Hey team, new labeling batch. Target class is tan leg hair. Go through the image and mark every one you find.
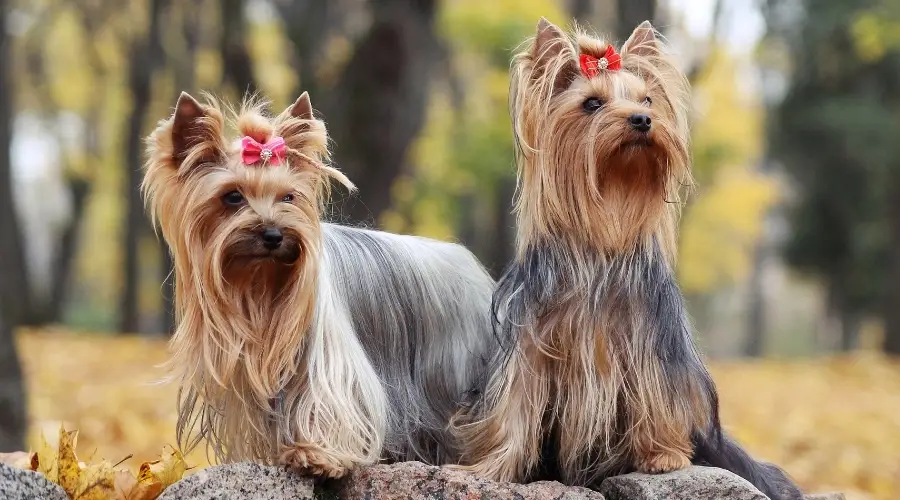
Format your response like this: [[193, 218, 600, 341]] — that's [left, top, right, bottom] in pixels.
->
[[455, 350, 550, 482]]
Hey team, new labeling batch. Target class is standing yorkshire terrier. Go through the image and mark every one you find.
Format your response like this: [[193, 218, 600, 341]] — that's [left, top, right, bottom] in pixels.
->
[[453, 19, 803, 500], [143, 91, 494, 477]]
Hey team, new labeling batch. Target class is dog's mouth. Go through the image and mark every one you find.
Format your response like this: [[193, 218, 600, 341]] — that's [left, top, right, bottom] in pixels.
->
[[621, 133, 654, 149], [261, 245, 301, 265], [223, 235, 303, 266]]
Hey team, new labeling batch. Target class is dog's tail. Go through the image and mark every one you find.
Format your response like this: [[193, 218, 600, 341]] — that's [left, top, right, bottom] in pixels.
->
[[692, 430, 803, 500]]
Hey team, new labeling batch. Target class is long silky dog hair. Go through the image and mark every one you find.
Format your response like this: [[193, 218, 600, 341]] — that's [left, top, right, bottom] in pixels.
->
[[451, 19, 803, 500], [143, 91, 494, 478]]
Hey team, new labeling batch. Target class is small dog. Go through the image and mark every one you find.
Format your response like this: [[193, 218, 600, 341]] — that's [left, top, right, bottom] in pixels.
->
[[452, 19, 803, 500], [143, 91, 494, 477]]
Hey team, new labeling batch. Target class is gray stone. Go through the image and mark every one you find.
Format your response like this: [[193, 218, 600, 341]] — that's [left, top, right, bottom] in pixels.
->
[[157, 462, 315, 500], [0, 463, 68, 500], [337, 461, 604, 499], [137, 461, 844, 500], [803, 495, 846, 500], [600, 466, 767, 500]]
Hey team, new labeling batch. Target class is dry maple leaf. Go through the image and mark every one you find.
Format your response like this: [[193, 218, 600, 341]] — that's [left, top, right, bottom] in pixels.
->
[[30, 426, 189, 500], [110, 446, 187, 500], [137, 446, 187, 492], [31, 426, 116, 500], [35, 431, 60, 483], [75, 461, 115, 500], [58, 427, 81, 496], [112, 468, 158, 500]]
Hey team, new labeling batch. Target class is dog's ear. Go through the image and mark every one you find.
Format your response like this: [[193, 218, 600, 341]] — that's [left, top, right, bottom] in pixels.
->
[[622, 21, 659, 58], [172, 92, 206, 163], [170, 92, 223, 169], [286, 91, 314, 120], [276, 91, 317, 150], [533, 17, 577, 94]]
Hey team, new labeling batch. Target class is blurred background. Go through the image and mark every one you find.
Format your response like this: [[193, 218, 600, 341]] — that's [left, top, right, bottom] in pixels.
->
[[0, 0, 899, 497]]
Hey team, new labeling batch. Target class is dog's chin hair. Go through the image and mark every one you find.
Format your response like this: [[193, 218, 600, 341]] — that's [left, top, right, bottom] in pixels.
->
[[169, 226, 322, 462], [172, 244, 390, 466]]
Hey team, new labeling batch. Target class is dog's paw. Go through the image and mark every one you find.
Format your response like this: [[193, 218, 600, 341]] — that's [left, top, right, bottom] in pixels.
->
[[634, 451, 691, 474], [278, 444, 349, 479]]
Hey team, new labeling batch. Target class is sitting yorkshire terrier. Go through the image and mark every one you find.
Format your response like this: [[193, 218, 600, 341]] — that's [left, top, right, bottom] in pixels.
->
[[142, 91, 494, 477], [452, 19, 803, 500]]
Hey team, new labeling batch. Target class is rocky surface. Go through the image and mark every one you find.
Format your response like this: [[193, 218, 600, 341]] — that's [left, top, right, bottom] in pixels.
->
[[157, 461, 315, 500], [0, 463, 68, 500], [340, 461, 604, 499], [600, 466, 767, 500], [0, 460, 848, 499]]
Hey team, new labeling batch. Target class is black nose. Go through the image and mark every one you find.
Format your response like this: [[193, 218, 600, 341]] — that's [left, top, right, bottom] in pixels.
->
[[629, 113, 652, 132], [261, 227, 283, 249]]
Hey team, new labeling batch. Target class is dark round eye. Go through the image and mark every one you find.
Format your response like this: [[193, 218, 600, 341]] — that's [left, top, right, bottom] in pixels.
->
[[582, 97, 604, 113], [222, 190, 245, 207], [281, 193, 295, 203], [644, 96, 653, 105]]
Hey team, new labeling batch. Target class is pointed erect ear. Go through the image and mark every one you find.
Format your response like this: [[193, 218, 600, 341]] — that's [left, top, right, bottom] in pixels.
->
[[534, 17, 568, 67], [533, 17, 577, 93], [287, 92, 314, 120], [622, 21, 659, 57], [171, 92, 208, 165]]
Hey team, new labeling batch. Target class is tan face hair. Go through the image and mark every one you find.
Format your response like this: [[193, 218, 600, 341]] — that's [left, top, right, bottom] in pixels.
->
[[511, 19, 693, 264], [143, 91, 353, 289]]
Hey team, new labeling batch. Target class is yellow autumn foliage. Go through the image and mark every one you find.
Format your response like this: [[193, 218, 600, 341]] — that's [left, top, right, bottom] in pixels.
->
[[13, 330, 900, 500], [1, 423, 187, 500], [679, 50, 777, 294], [383, 0, 564, 237], [851, 6, 900, 63]]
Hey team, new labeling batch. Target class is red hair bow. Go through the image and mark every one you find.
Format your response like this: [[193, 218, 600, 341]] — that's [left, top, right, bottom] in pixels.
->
[[579, 45, 622, 78], [241, 136, 286, 166]]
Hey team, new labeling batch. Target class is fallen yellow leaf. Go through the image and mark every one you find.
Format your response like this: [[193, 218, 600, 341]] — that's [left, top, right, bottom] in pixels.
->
[[35, 432, 59, 483], [112, 467, 159, 500], [58, 426, 81, 497], [75, 461, 115, 500], [137, 446, 186, 493]]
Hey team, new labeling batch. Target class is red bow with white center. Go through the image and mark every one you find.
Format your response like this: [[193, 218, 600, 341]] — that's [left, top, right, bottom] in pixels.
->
[[579, 45, 622, 78], [241, 136, 287, 166]]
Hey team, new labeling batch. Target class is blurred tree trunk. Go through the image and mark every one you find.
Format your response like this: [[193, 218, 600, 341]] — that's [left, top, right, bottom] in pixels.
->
[[884, 184, 900, 355], [158, 1, 201, 335], [276, 0, 334, 99], [840, 311, 860, 352], [46, 177, 90, 322], [744, 239, 767, 357], [220, 0, 257, 97], [0, 0, 28, 452], [487, 179, 516, 278], [0, 318, 25, 452], [0, 9, 35, 328], [121, 0, 169, 334], [45, 5, 113, 323], [823, 279, 860, 352], [616, 0, 655, 40], [569, 0, 595, 20], [325, 0, 441, 225]]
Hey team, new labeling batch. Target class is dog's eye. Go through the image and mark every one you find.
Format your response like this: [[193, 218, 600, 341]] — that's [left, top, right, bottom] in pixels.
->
[[281, 193, 295, 203], [222, 190, 245, 206], [582, 97, 604, 113], [643, 96, 653, 106]]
